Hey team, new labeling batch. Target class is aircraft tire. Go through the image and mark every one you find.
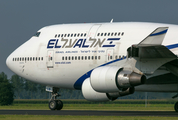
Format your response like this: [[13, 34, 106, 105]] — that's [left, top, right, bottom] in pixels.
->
[[174, 102, 178, 112], [49, 100, 57, 110], [56, 100, 63, 110]]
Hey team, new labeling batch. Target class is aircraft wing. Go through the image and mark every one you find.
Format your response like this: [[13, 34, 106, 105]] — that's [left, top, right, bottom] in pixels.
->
[[128, 27, 177, 74]]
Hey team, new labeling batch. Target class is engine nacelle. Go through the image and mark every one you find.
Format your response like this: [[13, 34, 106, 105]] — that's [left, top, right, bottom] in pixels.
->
[[90, 66, 146, 93], [82, 78, 110, 102], [82, 78, 135, 102]]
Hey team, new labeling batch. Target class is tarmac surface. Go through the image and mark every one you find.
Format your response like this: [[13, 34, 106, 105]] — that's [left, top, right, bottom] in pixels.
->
[[0, 110, 178, 116]]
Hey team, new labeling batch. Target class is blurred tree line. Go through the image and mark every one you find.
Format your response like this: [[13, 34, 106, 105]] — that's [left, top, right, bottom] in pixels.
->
[[0, 72, 175, 101]]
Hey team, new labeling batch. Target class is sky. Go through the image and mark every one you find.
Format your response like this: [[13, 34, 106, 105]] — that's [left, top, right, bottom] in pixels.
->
[[1, 0, 178, 77]]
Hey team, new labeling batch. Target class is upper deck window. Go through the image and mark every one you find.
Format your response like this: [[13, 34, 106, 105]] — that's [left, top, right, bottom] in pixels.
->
[[34, 32, 41, 37]]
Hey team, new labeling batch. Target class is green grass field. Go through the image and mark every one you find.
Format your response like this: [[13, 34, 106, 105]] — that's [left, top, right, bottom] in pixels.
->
[[0, 103, 175, 111], [0, 99, 177, 120], [0, 99, 176, 111], [0, 115, 178, 120]]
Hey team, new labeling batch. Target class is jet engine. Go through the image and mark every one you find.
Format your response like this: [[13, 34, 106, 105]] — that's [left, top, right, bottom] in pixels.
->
[[82, 78, 135, 102], [90, 66, 146, 93]]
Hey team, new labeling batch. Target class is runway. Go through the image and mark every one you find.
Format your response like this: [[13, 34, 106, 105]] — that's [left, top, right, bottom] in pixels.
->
[[0, 110, 178, 116]]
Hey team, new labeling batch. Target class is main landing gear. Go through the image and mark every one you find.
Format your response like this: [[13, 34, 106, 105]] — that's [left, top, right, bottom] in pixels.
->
[[172, 93, 178, 112], [174, 101, 178, 112], [46, 87, 63, 110]]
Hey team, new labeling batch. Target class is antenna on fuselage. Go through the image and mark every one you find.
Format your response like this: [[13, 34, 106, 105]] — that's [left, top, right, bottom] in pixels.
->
[[110, 19, 113, 23]]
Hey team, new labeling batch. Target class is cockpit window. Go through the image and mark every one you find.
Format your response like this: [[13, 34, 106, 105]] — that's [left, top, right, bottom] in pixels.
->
[[33, 32, 41, 37]]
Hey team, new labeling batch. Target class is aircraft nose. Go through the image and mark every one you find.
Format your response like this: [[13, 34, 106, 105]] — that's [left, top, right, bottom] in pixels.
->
[[6, 55, 10, 69]]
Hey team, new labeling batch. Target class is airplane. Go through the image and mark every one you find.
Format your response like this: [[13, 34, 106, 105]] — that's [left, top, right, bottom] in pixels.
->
[[6, 21, 178, 112]]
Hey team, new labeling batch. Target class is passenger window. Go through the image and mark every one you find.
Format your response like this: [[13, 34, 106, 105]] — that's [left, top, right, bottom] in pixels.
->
[[69, 56, 70, 60], [104, 33, 107, 36], [28, 57, 29, 61], [122, 55, 125, 59], [81, 56, 83, 60], [74, 34, 76, 37], [68, 34, 70, 37], [101, 33, 103, 36], [13, 58, 14, 61], [115, 55, 118, 59], [85, 56, 87, 60], [98, 56, 100, 60], [115, 32, 117, 36], [92, 56, 94, 60], [72, 56, 74, 60], [64, 34, 67, 37], [58, 34, 60, 37], [25, 58, 26, 61], [62, 57, 64, 60], [41, 57, 43, 61], [111, 33, 114, 36], [30, 57, 32, 61], [78, 56, 80, 60], [118, 33, 120, 36], [81, 33, 83, 37], [50, 57, 52, 61], [75, 56, 77, 60], [97, 33, 100, 36], [108, 33, 110, 36], [84, 33, 86, 37], [71, 34, 73, 37], [61, 34, 63, 37], [33, 57, 35, 61], [119, 56, 121, 59], [88, 56, 90, 60], [55, 34, 57, 38], [77, 33, 80, 37], [95, 56, 97, 60], [36, 57, 38, 61], [65, 56, 67, 60], [20, 58, 21, 61], [110, 56, 112, 59], [122, 32, 124, 36]]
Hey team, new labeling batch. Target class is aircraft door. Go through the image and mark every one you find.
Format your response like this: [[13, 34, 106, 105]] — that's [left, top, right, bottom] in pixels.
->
[[88, 24, 101, 38], [47, 50, 54, 68], [106, 49, 114, 62]]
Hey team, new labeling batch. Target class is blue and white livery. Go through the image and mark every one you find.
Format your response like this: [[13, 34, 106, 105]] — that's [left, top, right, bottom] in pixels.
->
[[6, 22, 178, 112]]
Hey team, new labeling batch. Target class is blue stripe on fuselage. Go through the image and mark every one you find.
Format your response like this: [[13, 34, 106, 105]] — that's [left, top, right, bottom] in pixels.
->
[[166, 43, 178, 49]]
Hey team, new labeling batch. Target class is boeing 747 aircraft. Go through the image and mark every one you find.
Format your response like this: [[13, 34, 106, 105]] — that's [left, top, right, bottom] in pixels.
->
[[6, 21, 178, 112]]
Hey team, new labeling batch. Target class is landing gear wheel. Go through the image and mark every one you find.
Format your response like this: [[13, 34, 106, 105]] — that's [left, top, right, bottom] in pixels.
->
[[174, 102, 178, 112], [56, 100, 63, 110], [49, 100, 57, 110]]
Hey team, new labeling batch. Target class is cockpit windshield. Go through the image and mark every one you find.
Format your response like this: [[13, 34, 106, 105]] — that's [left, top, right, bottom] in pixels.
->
[[33, 32, 41, 37]]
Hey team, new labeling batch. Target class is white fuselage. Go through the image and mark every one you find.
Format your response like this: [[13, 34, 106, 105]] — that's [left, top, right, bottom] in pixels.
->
[[6, 22, 178, 91]]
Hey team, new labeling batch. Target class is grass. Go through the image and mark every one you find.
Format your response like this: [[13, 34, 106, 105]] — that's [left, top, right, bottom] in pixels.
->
[[0, 115, 178, 120], [0, 100, 177, 120], [0, 103, 175, 111]]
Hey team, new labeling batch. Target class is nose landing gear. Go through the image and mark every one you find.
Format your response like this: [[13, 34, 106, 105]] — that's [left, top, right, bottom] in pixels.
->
[[49, 99, 63, 110], [46, 86, 63, 110]]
